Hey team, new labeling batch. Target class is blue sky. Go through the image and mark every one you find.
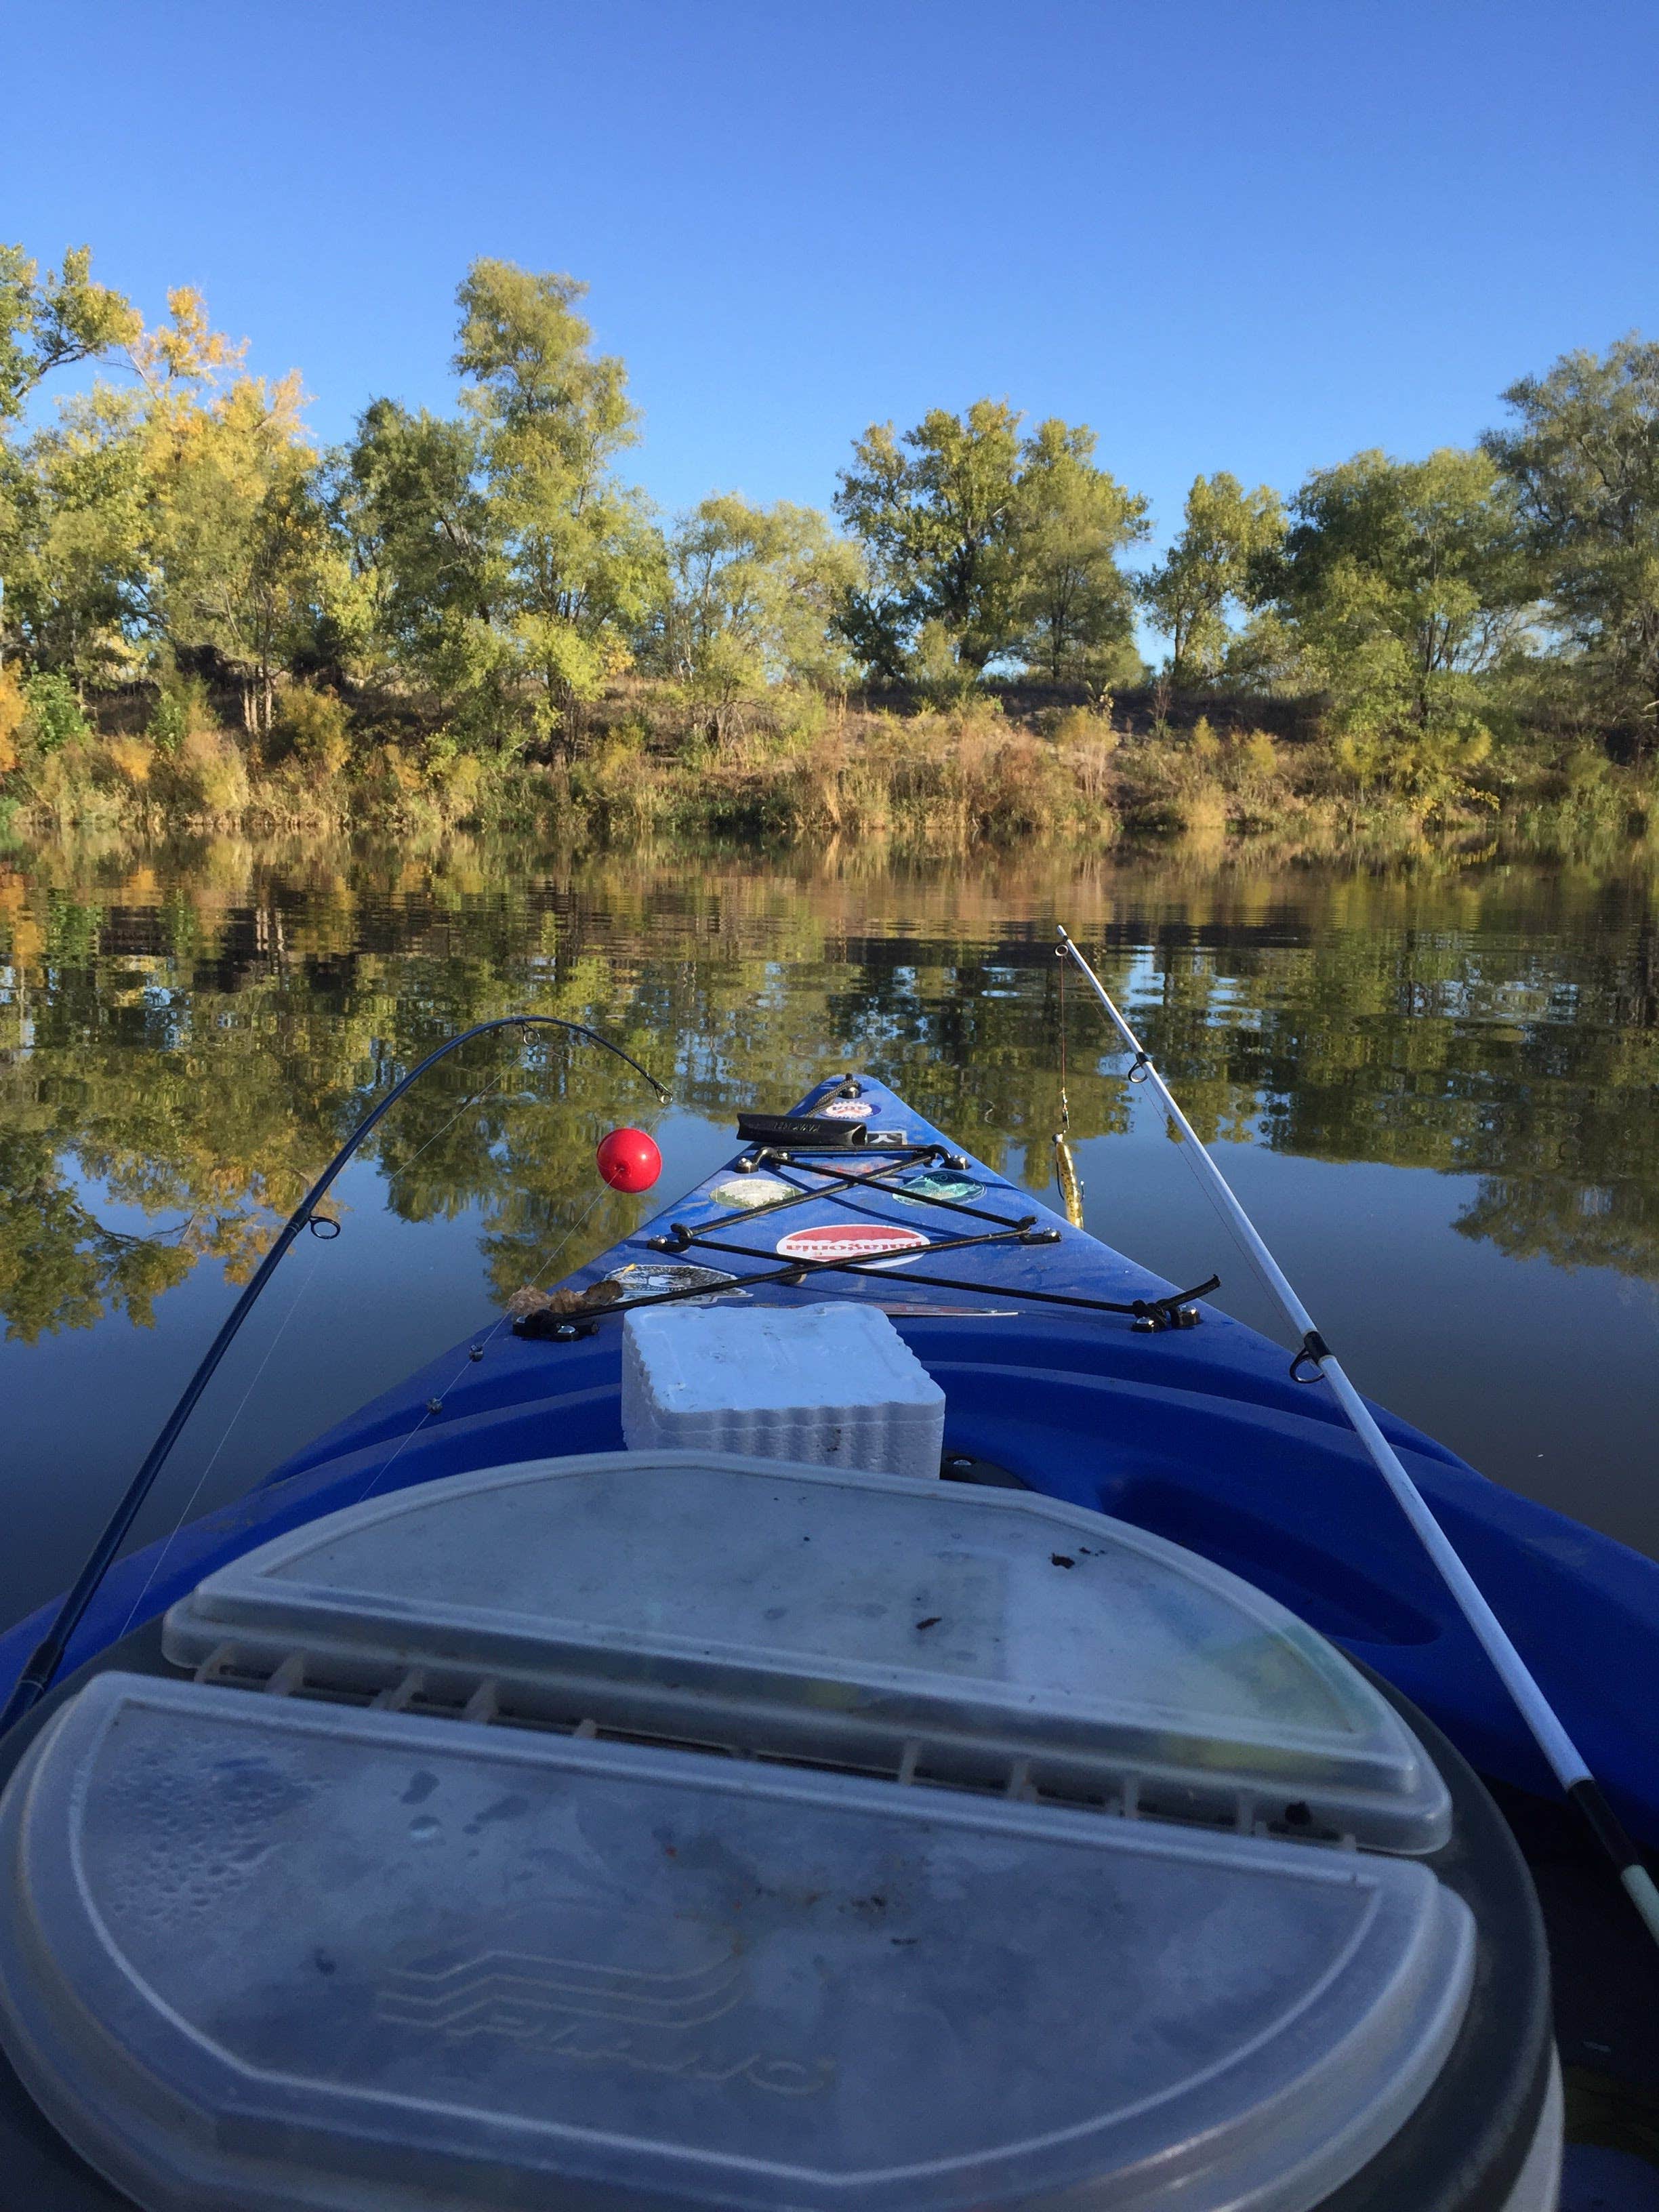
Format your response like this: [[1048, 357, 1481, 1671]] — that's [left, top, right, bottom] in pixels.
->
[[5, 0, 1657, 551]]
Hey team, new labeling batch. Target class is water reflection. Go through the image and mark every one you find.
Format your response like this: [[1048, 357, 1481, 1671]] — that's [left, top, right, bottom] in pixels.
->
[[1, 839, 1655, 1576]]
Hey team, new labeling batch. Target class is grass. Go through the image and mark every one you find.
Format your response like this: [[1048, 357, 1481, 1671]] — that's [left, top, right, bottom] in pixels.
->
[[3, 683, 1654, 865]]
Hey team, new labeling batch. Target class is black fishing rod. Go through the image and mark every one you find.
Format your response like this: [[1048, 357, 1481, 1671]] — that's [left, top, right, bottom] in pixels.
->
[[0, 1015, 670, 1736]]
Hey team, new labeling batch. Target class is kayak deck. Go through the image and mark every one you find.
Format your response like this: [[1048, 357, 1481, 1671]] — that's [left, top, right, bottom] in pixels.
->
[[3, 1071, 1658, 1860]]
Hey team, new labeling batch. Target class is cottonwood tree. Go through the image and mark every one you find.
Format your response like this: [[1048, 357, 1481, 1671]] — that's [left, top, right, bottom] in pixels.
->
[[1012, 420, 1147, 689], [134, 291, 334, 737], [835, 401, 1145, 687], [1269, 448, 1534, 796], [454, 260, 659, 747], [1, 247, 140, 672], [1138, 472, 1284, 688], [339, 398, 508, 721], [1485, 337, 1659, 738], [834, 400, 1026, 676], [653, 494, 863, 735]]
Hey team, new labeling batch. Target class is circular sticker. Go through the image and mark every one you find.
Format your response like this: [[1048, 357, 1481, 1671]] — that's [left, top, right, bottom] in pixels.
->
[[819, 1099, 874, 1119], [776, 1223, 930, 1263], [710, 1174, 796, 1210]]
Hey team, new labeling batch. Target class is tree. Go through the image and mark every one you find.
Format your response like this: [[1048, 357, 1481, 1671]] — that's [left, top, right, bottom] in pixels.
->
[[141, 329, 331, 735], [834, 401, 1147, 686], [652, 494, 863, 731], [0, 385, 148, 688], [453, 260, 659, 745], [1012, 419, 1147, 689], [338, 398, 507, 718], [1138, 472, 1284, 687], [1484, 337, 1659, 734], [0, 245, 138, 426], [1269, 448, 1534, 794], [1, 247, 141, 674], [834, 400, 1025, 675]]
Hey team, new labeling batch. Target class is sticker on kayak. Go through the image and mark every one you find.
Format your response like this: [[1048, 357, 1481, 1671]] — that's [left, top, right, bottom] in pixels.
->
[[818, 1098, 874, 1119], [775, 1222, 930, 1263], [605, 1261, 747, 1303], [897, 1172, 982, 1205], [710, 1174, 796, 1210]]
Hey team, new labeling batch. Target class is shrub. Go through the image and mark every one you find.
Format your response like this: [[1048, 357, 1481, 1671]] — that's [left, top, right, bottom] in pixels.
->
[[104, 736, 155, 786], [273, 685, 352, 777], [24, 672, 89, 755]]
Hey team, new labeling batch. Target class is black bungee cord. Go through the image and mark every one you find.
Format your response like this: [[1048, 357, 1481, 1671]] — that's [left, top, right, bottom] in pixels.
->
[[0, 1015, 670, 1735]]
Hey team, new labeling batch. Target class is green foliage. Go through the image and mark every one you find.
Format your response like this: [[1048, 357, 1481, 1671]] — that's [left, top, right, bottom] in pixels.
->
[[1267, 447, 1532, 802], [453, 259, 657, 741], [654, 494, 864, 729], [1486, 338, 1659, 732], [835, 400, 1027, 674], [1139, 473, 1285, 686], [835, 403, 1147, 687], [0, 245, 140, 426], [1012, 420, 1149, 689], [23, 670, 89, 753], [1, 230, 1658, 832]]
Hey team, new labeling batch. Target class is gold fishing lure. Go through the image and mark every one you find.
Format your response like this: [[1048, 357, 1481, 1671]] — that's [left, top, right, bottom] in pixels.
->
[[1053, 945, 1084, 1227], [1052, 1130, 1084, 1229]]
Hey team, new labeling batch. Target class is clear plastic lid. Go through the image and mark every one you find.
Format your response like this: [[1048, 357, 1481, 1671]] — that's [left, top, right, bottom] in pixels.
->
[[164, 1451, 1453, 1851], [0, 1671, 1473, 2212]]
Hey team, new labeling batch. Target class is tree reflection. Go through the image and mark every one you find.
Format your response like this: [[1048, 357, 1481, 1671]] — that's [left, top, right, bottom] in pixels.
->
[[0, 842, 1654, 1344]]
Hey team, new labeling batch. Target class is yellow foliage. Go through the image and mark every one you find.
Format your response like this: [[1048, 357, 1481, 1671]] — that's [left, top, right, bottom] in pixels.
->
[[274, 685, 352, 777], [0, 665, 23, 777], [104, 735, 155, 785], [131, 287, 247, 394], [1236, 730, 1280, 779], [1050, 705, 1118, 750], [1189, 716, 1222, 763]]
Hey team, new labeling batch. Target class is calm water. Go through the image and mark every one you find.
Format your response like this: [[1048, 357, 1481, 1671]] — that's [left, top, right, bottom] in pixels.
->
[[1, 838, 1655, 1634]]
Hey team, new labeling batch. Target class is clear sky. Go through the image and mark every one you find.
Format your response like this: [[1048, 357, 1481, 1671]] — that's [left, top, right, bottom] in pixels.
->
[[5, 0, 1657, 549]]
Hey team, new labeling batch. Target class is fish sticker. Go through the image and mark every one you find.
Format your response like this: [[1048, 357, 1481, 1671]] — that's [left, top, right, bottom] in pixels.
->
[[605, 1261, 747, 1303], [818, 1099, 875, 1119], [897, 1172, 983, 1206]]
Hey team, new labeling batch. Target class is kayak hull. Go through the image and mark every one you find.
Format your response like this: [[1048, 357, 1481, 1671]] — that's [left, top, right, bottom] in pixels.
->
[[5, 1073, 1656, 1847]]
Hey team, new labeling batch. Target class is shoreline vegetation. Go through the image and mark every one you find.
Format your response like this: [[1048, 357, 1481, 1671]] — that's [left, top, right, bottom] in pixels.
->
[[2, 248, 1658, 862]]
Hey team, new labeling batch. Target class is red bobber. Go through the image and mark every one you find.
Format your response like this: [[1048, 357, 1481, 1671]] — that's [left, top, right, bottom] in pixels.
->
[[596, 1126, 661, 1193]]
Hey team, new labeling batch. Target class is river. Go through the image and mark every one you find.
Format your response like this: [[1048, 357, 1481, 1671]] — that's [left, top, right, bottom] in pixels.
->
[[1, 837, 1654, 1633]]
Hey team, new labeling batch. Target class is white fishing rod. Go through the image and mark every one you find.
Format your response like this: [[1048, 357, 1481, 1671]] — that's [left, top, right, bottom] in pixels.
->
[[1056, 922, 1659, 1946]]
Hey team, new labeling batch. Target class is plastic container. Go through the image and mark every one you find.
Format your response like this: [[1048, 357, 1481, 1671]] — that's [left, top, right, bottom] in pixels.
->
[[621, 1300, 947, 1479], [161, 1452, 1452, 1853], [0, 1668, 1473, 2212]]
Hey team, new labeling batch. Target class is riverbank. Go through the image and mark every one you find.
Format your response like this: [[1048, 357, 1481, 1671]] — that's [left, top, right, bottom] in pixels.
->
[[3, 684, 1656, 865]]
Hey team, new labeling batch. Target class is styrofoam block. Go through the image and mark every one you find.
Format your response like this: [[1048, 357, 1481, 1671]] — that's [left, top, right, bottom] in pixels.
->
[[621, 1300, 945, 1479]]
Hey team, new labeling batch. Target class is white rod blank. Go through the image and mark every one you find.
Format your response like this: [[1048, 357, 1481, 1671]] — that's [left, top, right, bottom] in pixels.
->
[[1056, 923, 1659, 1945]]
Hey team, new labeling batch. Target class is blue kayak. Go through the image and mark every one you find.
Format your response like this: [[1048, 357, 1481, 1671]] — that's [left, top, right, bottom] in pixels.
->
[[4, 1069, 1656, 1847]]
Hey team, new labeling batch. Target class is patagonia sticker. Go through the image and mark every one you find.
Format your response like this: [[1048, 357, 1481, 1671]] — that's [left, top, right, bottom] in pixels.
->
[[775, 1223, 930, 1263]]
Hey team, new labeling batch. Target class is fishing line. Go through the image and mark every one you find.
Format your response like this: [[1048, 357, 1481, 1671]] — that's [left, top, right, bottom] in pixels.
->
[[111, 1238, 328, 1644], [1, 1013, 669, 1733], [350, 1170, 619, 1509]]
